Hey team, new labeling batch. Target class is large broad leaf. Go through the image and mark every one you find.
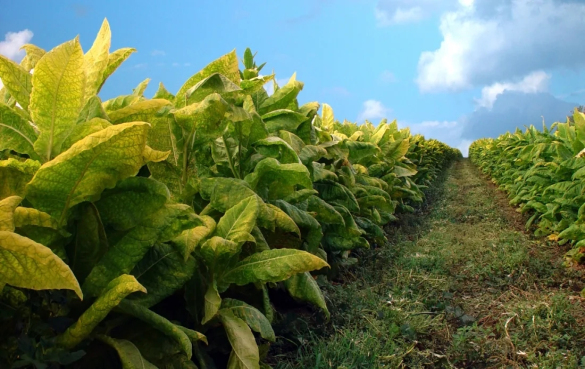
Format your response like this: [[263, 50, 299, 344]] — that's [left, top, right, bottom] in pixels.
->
[[20, 44, 46, 72], [173, 93, 229, 143], [95, 177, 170, 231], [30, 38, 86, 161], [0, 55, 32, 110], [153, 82, 175, 101], [274, 200, 323, 253], [0, 103, 39, 159], [118, 300, 193, 360], [129, 243, 197, 308], [222, 249, 329, 286], [321, 103, 335, 129], [97, 335, 157, 369], [0, 231, 82, 298], [245, 158, 312, 200], [185, 73, 242, 105], [68, 202, 109, 285], [284, 272, 330, 319], [0, 159, 40, 200], [83, 204, 202, 297], [84, 19, 111, 102], [98, 47, 136, 93], [346, 141, 380, 163], [261, 109, 308, 133], [172, 215, 216, 261], [200, 177, 257, 212], [25, 122, 167, 225], [77, 96, 109, 124], [175, 50, 240, 107], [258, 74, 303, 115], [202, 280, 222, 325], [307, 195, 345, 225], [216, 196, 260, 244], [253, 137, 300, 164], [62, 117, 112, 152], [108, 99, 171, 124], [57, 275, 146, 349], [220, 298, 275, 341], [219, 310, 260, 369], [0, 196, 21, 231], [145, 112, 183, 194], [313, 180, 360, 213]]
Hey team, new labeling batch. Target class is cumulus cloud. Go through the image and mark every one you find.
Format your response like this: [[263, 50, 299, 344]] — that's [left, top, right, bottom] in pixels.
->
[[0, 29, 33, 61], [476, 71, 550, 109], [462, 91, 575, 142], [405, 120, 464, 150], [358, 100, 390, 122], [375, 0, 452, 26], [416, 0, 585, 92]]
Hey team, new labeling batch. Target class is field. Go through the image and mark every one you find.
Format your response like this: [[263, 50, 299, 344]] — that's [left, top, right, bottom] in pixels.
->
[[0, 18, 583, 369]]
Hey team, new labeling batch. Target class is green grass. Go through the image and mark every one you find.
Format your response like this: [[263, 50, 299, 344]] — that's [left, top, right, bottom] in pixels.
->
[[268, 159, 585, 369]]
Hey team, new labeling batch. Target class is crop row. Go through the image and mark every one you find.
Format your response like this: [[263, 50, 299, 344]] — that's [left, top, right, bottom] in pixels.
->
[[470, 110, 585, 270], [0, 19, 460, 369]]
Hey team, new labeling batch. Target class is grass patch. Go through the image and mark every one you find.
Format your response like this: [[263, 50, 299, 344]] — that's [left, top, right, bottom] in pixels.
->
[[268, 159, 585, 369]]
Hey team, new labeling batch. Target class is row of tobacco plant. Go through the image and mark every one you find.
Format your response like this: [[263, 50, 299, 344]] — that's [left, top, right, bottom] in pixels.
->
[[470, 110, 585, 277], [0, 19, 460, 368]]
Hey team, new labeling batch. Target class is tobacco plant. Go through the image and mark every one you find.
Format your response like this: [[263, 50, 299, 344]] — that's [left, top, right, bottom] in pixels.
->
[[0, 18, 459, 368]]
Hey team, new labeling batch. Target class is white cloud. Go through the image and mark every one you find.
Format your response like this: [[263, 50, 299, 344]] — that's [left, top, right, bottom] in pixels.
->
[[375, 0, 454, 26], [358, 100, 390, 122], [457, 139, 473, 157], [0, 29, 33, 61], [416, 0, 585, 92], [184, 62, 191, 67], [151, 49, 166, 57], [380, 70, 396, 84], [322, 86, 350, 97], [476, 71, 550, 109], [172, 62, 180, 67], [132, 63, 147, 70]]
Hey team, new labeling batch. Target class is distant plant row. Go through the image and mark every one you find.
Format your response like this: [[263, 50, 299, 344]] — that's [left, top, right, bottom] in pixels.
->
[[470, 111, 585, 274], [0, 19, 460, 369]]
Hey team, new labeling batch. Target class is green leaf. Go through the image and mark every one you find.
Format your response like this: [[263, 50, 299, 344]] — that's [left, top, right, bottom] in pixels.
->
[[25, 122, 162, 225], [61, 117, 112, 151], [261, 109, 308, 133], [307, 195, 345, 225], [95, 176, 170, 231], [202, 280, 222, 325], [0, 231, 82, 298], [274, 200, 322, 253], [0, 196, 21, 231], [264, 203, 300, 236], [200, 177, 257, 212], [19, 44, 46, 72], [253, 137, 300, 164], [321, 103, 334, 129], [200, 236, 241, 274], [216, 196, 260, 244], [172, 215, 216, 261], [84, 19, 111, 101], [83, 204, 202, 297], [284, 272, 330, 319], [57, 275, 146, 349], [129, 243, 197, 308], [118, 299, 193, 360], [0, 159, 40, 200], [0, 103, 39, 159], [219, 310, 260, 369], [313, 180, 360, 213], [153, 82, 175, 101], [175, 50, 240, 107], [97, 335, 158, 369], [68, 202, 109, 284], [108, 99, 171, 124], [258, 75, 303, 115], [222, 249, 329, 286], [0, 54, 32, 110], [185, 73, 242, 105], [30, 38, 86, 161], [221, 298, 275, 342], [99, 48, 136, 93], [245, 158, 312, 200]]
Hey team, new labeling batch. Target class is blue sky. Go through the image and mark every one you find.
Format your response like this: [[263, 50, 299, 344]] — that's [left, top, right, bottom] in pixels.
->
[[1, 0, 584, 156]]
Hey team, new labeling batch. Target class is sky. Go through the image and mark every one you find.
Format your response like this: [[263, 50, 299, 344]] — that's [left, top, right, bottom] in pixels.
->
[[1, 0, 584, 156]]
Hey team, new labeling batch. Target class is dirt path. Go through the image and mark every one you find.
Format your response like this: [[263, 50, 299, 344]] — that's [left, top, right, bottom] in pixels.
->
[[272, 159, 585, 369]]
